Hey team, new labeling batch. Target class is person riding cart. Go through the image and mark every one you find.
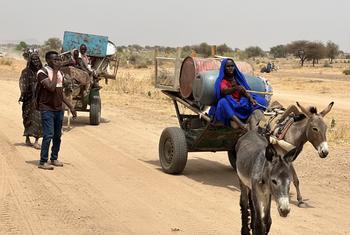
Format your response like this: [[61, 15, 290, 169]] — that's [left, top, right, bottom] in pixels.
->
[[208, 59, 268, 129]]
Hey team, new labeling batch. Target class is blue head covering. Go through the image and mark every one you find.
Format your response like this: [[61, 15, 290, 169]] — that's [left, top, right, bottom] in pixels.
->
[[209, 58, 268, 125], [214, 58, 251, 100]]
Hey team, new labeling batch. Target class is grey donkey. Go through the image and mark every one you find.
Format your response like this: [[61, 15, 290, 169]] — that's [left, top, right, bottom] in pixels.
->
[[236, 130, 301, 235], [272, 101, 334, 206]]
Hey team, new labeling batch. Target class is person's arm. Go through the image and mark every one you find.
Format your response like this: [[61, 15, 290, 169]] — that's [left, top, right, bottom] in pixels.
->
[[238, 86, 257, 106], [77, 58, 92, 75], [40, 60, 62, 92], [62, 96, 77, 118], [220, 79, 238, 96], [42, 71, 58, 92], [18, 70, 28, 102], [39, 68, 61, 93], [221, 86, 238, 96]]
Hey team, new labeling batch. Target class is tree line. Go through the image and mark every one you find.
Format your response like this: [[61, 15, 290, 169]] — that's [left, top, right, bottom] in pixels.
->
[[270, 41, 341, 66], [119, 40, 343, 67], [15, 38, 62, 59], [14, 38, 345, 67]]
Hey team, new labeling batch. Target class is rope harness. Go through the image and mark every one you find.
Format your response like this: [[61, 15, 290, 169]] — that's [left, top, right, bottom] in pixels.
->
[[277, 118, 294, 140], [263, 109, 296, 151]]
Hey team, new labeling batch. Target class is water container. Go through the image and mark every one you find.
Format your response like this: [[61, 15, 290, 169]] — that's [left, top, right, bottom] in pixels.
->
[[234, 61, 254, 76], [244, 75, 273, 103], [179, 57, 254, 99], [62, 31, 109, 57], [192, 71, 272, 106], [179, 57, 221, 98], [192, 70, 218, 105]]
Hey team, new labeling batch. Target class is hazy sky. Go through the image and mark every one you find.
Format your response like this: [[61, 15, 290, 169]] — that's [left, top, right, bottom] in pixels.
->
[[1, 0, 349, 51]]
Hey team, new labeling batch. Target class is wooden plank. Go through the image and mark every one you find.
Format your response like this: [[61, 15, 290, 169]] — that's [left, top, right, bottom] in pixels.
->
[[174, 48, 182, 90], [154, 49, 158, 89], [155, 84, 179, 91], [163, 91, 211, 123], [156, 57, 176, 60]]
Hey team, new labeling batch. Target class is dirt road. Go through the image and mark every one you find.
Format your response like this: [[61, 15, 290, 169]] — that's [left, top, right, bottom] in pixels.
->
[[0, 76, 350, 235]]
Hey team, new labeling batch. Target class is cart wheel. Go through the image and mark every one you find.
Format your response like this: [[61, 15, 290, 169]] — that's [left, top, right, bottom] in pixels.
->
[[90, 96, 101, 125], [228, 150, 237, 170], [159, 127, 188, 174]]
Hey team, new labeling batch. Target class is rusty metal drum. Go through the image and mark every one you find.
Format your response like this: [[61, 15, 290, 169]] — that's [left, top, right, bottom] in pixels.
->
[[179, 57, 221, 98], [234, 61, 254, 76]]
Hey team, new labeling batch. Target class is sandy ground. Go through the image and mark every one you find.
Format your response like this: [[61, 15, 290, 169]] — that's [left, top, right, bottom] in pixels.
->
[[0, 63, 350, 234]]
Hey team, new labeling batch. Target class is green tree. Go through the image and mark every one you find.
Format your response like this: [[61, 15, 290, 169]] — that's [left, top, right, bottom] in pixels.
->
[[128, 44, 143, 52], [270, 45, 287, 58], [40, 38, 62, 58], [217, 44, 233, 55], [117, 46, 127, 53], [233, 48, 247, 60], [287, 40, 309, 66], [306, 42, 326, 66], [164, 47, 176, 54], [181, 45, 192, 57], [244, 46, 265, 58], [16, 41, 28, 51], [192, 42, 211, 57], [44, 38, 62, 51], [326, 41, 339, 63]]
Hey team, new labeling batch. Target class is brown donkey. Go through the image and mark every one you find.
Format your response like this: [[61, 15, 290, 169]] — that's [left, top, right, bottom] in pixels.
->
[[272, 101, 334, 207]]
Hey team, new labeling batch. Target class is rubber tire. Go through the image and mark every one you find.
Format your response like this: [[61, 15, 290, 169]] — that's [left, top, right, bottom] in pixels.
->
[[159, 127, 188, 174], [228, 150, 237, 170], [90, 97, 101, 125]]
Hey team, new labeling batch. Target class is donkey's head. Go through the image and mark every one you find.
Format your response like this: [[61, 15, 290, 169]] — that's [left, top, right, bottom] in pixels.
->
[[265, 145, 298, 217], [296, 102, 334, 158]]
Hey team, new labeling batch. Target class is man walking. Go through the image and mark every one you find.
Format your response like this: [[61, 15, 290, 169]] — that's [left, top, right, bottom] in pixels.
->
[[36, 51, 77, 170]]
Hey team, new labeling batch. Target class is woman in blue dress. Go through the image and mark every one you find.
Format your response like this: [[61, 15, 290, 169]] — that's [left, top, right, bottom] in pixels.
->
[[209, 58, 267, 129]]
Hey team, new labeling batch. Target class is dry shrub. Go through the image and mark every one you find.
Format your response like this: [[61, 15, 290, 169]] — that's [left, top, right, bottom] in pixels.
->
[[0, 58, 13, 66], [328, 123, 350, 144], [102, 70, 163, 99], [343, 69, 350, 75]]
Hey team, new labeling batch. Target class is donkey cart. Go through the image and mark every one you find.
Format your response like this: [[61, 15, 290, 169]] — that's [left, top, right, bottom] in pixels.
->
[[60, 31, 119, 126], [155, 53, 273, 174], [159, 90, 245, 174]]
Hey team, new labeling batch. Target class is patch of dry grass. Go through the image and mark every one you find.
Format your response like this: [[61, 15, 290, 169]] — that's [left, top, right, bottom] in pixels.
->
[[0, 58, 13, 66], [102, 67, 165, 100], [328, 123, 350, 144], [0, 58, 25, 80]]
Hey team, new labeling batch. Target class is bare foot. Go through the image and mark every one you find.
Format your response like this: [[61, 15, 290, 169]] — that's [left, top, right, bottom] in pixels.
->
[[230, 120, 248, 131], [25, 137, 32, 146], [33, 142, 41, 150]]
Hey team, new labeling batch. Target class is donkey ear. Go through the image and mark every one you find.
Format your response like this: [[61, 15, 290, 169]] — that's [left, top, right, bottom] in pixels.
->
[[296, 102, 311, 118], [320, 102, 334, 117], [283, 147, 298, 163], [265, 144, 276, 162]]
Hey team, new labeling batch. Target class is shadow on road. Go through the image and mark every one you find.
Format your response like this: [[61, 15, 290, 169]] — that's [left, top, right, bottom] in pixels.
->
[[25, 160, 73, 167], [143, 157, 240, 192], [14, 142, 33, 148], [289, 196, 314, 209], [62, 116, 110, 131]]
